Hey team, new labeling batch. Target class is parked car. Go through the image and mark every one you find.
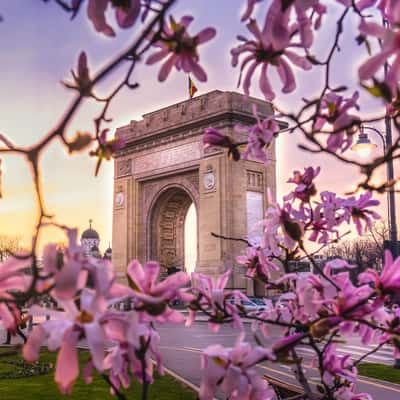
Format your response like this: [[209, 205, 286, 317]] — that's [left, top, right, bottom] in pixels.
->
[[248, 297, 267, 307], [228, 297, 267, 313]]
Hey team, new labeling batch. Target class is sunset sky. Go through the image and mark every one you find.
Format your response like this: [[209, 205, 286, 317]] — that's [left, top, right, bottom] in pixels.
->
[[0, 1, 395, 252]]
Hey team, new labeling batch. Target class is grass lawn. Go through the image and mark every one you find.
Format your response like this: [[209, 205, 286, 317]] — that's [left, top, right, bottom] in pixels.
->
[[358, 363, 400, 384], [0, 348, 197, 400]]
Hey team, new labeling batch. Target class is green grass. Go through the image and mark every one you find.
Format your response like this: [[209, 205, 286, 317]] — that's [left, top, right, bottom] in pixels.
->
[[358, 363, 400, 384], [0, 348, 197, 400]]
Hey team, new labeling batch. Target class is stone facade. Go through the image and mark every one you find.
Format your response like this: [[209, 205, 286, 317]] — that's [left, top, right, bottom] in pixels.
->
[[112, 90, 277, 294]]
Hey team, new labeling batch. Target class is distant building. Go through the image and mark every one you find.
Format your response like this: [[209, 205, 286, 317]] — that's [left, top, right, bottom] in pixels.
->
[[288, 254, 327, 274], [80, 219, 111, 259]]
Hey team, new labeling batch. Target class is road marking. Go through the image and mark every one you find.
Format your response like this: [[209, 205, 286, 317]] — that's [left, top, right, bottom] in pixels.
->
[[159, 345, 400, 394], [183, 346, 203, 352], [160, 345, 201, 354], [257, 364, 299, 380], [334, 348, 392, 361], [343, 344, 393, 353], [162, 365, 201, 393], [195, 334, 238, 338], [357, 377, 400, 393], [297, 346, 316, 354]]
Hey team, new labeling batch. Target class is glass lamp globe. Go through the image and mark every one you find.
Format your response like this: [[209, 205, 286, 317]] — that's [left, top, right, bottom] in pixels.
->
[[351, 132, 377, 158]]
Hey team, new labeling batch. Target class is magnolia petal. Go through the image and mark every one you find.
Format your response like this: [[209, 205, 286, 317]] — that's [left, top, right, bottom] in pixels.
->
[[23, 325, 46, 363], [85, 322, 105, 371], [196, 27, 217, 44], [115, 0, 140, 29], [55, 328, 80, 394], [158, 54, 177, 82]]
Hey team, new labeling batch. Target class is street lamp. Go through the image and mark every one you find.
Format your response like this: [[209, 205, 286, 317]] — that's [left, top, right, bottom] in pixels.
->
[[351, 125, 397, 256], [351, 128, 378, 158], [352, 124, 400, 368]]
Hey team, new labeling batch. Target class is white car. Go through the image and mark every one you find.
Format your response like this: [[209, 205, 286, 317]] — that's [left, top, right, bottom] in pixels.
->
[[229, 297, 267, 313]]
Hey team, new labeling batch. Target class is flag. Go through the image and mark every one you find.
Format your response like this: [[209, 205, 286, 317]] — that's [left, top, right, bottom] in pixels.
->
[[188, 76, 198, 98]]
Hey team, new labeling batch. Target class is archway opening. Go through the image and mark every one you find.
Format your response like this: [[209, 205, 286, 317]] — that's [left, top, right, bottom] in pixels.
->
[[184, 203, 197, 275], [150, 187, 197, 276]]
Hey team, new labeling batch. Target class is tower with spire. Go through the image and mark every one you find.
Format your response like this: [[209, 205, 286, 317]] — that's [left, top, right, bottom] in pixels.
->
[[80, 219, 112, 259], [80, 219, 101, 257]]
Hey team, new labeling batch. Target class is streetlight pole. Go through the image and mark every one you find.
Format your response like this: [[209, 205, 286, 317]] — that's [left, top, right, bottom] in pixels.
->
[[353, 125, 398, 258], [354, 123, 400, 368], [384, 115, 398, 259]]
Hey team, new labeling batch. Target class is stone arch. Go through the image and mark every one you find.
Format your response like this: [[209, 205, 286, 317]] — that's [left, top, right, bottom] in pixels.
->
[[147, 184, 198, 273]]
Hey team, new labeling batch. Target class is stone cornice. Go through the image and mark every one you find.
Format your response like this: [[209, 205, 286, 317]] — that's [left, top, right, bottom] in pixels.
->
[[114, 112, 250, 157], [114, 90, 286, 158]]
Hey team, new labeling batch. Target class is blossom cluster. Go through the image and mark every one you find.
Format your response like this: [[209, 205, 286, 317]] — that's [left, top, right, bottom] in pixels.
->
[[5, 226, 193, 394]]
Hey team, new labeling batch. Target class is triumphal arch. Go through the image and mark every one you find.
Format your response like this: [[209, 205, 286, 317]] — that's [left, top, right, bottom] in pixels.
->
[[112, 90, 276, 295]]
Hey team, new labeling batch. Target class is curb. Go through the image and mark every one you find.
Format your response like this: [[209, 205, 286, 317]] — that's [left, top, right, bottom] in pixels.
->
[[162, 365, 219, 400]]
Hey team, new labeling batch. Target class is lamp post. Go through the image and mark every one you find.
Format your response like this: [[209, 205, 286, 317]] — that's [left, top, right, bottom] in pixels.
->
[[351, 122, 400, 368], [351, 125, 398, 258]]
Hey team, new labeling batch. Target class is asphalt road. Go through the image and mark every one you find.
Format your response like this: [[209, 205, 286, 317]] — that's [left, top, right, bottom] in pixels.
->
[[157, 321, 400, 400], [1, 319, 400, 399]]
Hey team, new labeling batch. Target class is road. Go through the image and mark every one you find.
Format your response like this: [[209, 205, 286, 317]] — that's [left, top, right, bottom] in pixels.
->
[[157, 320, 400, 400], [1, 319, 399, 399]]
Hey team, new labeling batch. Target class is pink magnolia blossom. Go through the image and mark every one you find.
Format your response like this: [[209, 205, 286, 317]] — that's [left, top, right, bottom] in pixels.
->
[[87, 0, 141, 37], [23, 289, 109, 394], [262, 201, 304, 255], [359, 250, 400, 300], [334, 386, 373, 400], [41, 227, 87, 301], [236, 246, 279, 282], [330, 272, 377, 319], [308, 214, 339, 244], [241, 0, 263, 21], [103, 311, 163, 391], [285, 166, 320, 203], [264, 0, 326, 49], [146, 16, 216, 82], [0, 254, 31, 332], [295, 273, 328, 319], [126, 260, 191, 322], [235, 105, 279, 164], [314, 91, 360, 153], [249, 299, 280, 337], [272, 332, 306, 355], [343, 191, 380, 235], [322, 343, 357, 385], [200, 341, 275, 400], [202, 128, 240, 161], [189, 270, 245, 332], [231, 18, 312, 100], [378, 0, 400, 25], [315, 191, 347, 230], [336, 0, 377, 11], [358, 19, 400, 96], [203, 128, 231, 148], [85, 257, 133, 300]]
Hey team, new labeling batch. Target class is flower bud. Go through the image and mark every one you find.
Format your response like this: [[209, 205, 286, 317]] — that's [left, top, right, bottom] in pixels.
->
[[203, 128, 232, 148], [310, 317, 342, 339], [281, 212, 303, 242], [68, 132, 92, 153]]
